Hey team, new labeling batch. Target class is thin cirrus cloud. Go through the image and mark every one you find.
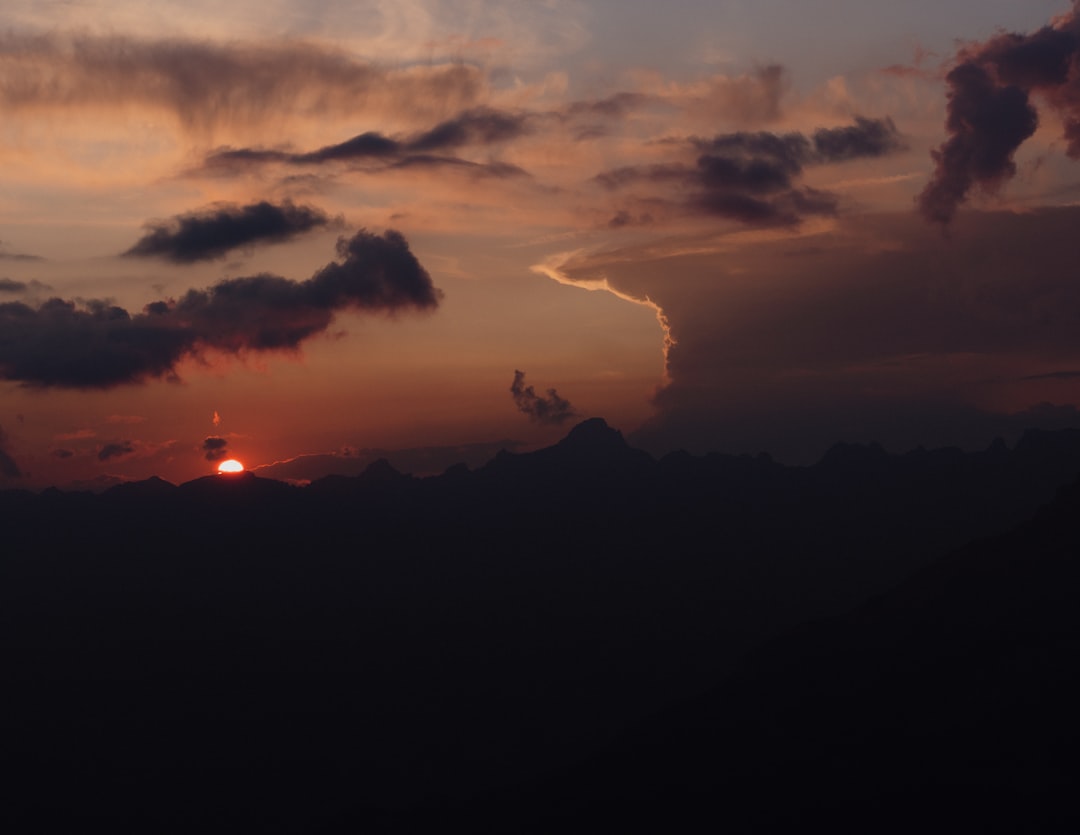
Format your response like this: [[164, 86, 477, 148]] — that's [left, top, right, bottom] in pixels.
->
[[919, 0, 1080, 225], [594, 116, 905, 226], [0, 229, 441, 388], [123, 200, 336, 263]]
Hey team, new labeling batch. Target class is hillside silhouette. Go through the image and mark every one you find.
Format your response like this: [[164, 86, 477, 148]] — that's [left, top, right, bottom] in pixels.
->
[[386, 464, 1080, 833], [3, 419, 1080, 831]]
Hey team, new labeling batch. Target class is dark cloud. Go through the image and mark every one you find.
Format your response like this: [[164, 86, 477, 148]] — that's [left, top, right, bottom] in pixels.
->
[[52, 449, 75, 459], [510, 370, 578, 425], [296, 132, 403, 164], [812, 116, 906, 161], [918, 64, 1037, 225], [596, 117, 901, 226], [202, 436, 229, 462], [124, 200, 334, 263], [0, 425, 23, 479], [0, 229, 441, 388], [407, 107, 531, 152], [98, 441, 135, 462], [0, 278, 50, 295], [920, 5, 1080, 225], [0, 32, 484, 132], [203, 107, 531, 176]]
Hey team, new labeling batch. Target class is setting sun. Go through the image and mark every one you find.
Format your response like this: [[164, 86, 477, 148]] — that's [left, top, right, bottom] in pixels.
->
[[217, 459, 244, 474]]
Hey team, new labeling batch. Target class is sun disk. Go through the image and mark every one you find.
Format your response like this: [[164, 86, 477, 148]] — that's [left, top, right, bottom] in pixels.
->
[[217, 459, 245, 474]]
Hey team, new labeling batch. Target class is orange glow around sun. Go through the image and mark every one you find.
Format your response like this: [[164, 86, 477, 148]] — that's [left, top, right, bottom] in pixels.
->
[[217, 459, 245, 474]]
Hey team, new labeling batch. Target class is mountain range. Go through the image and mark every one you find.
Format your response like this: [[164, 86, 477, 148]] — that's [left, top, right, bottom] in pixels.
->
[[2, 418, 1079, 831]]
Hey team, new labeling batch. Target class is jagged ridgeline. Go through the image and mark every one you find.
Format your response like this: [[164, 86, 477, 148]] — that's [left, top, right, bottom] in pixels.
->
[[3, 419, 1080, 832]]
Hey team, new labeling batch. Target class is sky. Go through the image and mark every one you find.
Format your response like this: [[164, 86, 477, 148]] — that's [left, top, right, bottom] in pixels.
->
[[3, 0, 1080, 488]]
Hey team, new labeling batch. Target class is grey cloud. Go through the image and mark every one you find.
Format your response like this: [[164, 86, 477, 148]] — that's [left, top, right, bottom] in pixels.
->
[[98, 441, 135, 462], [124, 200, 334, 263], [920, 5, 1080, 224], [510, 370, 578, 425], [202, 436, 229, 462], [0, 229, 441, 388], [203, 107, 531, 175], [407, 107, 531, 152], [595, 117, 898, 226]]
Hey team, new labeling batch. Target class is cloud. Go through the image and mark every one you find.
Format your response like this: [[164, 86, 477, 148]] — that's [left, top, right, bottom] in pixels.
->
[[0, 229, 441, 388], [595, 117, 902, 227], [0, 32, 486, 132], [0, 425, 24, 479], [919, 4, 1080, 225], [0, 242, 44, 262], [554, 207, 1080, 462], [565, 92, 649, 120], [654, 64, 790, 126], [811, 117, 907, 162], [510, 370, 577, 425], [98, 441, 135, 461], [203, 107, 532, 176], [0, 278, 49, 295], [407, 107, 532, 152], [124, 200, 334, 263], [202, 436, 229, 462]]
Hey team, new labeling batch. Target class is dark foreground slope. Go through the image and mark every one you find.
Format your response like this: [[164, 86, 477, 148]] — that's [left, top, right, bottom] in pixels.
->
[[393, 474, 1080, 833], [2, 420, 1079, 831]]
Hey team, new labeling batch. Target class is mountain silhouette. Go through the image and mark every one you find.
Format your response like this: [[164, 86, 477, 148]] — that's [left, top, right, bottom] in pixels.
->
[[2, 418, 1079, 831], [390, 475, 1080, 833]]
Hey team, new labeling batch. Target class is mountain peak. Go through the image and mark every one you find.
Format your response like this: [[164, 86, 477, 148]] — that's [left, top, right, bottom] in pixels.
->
[[557, 417, 626, 450], [359, 458, 406, 482]]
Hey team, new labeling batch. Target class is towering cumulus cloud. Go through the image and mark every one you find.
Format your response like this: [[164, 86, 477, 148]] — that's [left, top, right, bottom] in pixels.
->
[[510, 370, 577, 425], [920, 1, 1080, 225], [0, 230, 441, 388], [124, 201, 333, 263]]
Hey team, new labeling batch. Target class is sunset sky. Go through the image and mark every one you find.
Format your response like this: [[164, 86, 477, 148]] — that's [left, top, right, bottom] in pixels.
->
[[3, 0, 1080, 489]]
